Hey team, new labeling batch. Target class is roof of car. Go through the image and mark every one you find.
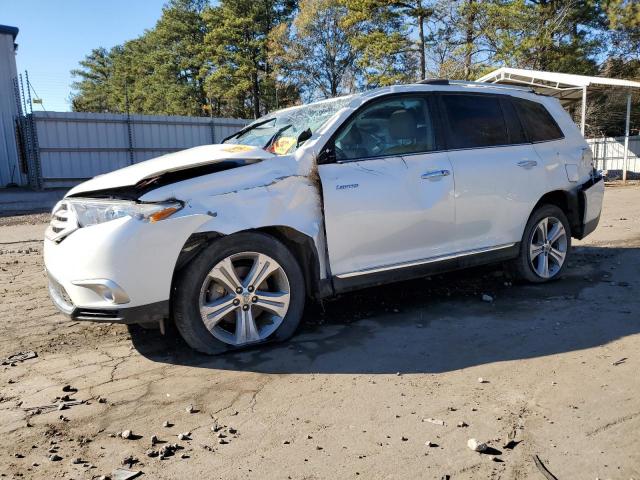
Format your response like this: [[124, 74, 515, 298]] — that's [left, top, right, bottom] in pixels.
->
[[353, 81, 541, 104]]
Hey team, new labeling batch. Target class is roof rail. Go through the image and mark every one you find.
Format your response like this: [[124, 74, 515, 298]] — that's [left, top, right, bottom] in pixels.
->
[[418, 79, 449, 85], [416, 78, 533, 93], [449, 80, 534, 92]]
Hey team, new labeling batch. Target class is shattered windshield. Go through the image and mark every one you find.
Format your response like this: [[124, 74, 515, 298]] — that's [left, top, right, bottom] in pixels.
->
[[223, 96, 353, 155]]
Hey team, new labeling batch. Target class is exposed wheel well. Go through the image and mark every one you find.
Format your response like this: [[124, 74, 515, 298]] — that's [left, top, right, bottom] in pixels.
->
[[253, 226, 325, 299], [173, 227, 326, 300], [533, 190, 581, 236]]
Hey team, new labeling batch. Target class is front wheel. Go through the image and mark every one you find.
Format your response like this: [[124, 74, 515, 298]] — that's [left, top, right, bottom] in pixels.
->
[[509, 204, 571, 283], [173, 232, 305, 355]]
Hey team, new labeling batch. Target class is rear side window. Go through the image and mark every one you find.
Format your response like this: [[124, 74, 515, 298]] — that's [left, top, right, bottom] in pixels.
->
[[513, 99, 564, 142], [440, 94, 509, 149]]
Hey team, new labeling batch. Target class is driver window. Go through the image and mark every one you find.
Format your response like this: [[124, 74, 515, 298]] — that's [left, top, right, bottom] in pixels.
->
[[334, 96, 435, 161]]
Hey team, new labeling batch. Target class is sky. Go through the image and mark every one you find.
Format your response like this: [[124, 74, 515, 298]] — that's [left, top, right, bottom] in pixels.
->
[[2, 0, 168, 112]]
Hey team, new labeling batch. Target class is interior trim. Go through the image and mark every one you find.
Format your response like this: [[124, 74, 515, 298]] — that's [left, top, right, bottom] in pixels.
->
[[335, 243, 517, 279]]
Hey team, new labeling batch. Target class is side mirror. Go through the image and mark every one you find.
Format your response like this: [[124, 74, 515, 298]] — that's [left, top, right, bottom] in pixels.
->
[[318, 144, 336, 164], [296, 128, 312, 147]]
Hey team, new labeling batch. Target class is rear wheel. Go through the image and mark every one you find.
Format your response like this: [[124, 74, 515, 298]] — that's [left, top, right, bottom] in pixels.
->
[[510, 205, 571, 283], [173, 232, 305, 355]]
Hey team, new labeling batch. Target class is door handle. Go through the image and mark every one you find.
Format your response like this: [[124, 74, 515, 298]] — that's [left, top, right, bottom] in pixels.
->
[[421, 169, 450, 179], [517, 160, 538, 169]]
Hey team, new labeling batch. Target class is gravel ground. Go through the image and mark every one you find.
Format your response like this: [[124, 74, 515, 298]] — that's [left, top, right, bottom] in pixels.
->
[[0, 186, 639, 480]]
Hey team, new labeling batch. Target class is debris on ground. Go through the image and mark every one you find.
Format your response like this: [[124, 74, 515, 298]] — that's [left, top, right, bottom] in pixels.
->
[[425, 440, 437, 447], [23, 399, 86, 414], [49, 454, 62, 461], [186, 404, 196, 414], [121, 455, 138, 467], [503, 440, 521, 450], [112, 467, 143, 480], [159, 443, 182, 459], [423, 418, 445, 426], [146, 449, 158, 457], [121, 430, 133, 440], [457, 421, 469, 427], [612, 357, 627, 366], [1, 351, 37, 365], [62, 385, 77, 393], [532, 454, 559, 480], [178, 432, 191, 441], [163, 420, 172, 428], [467, 438, 488, 452], [478, 377, 489, 384]]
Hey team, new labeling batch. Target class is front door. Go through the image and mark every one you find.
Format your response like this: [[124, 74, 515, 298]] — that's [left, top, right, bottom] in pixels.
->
[[317, 95, 456, 277]]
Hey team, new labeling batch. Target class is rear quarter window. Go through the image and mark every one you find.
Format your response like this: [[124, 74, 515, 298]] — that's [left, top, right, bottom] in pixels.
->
[[440, 94, 509, 149], [513, 99, 564, 142]]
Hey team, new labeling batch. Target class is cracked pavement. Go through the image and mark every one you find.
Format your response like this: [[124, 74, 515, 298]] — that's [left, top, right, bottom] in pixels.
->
[[1, 186, 639, 479]]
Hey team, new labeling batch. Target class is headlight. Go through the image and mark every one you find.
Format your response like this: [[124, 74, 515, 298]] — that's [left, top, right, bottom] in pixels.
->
[[68, 199, 182, 227]]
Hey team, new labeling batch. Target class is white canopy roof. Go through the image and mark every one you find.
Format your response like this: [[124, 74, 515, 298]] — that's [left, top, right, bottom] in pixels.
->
[[477, 67, 640, 105]]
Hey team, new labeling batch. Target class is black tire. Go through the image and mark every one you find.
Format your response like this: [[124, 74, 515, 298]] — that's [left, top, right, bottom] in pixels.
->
[[509, 204, 571, 283], [172, 232, 306, 355]]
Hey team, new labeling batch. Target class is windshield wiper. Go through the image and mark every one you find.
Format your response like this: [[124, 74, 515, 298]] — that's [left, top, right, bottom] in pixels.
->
[[222, 118, 275, 143], [263, 124, 292, 150]]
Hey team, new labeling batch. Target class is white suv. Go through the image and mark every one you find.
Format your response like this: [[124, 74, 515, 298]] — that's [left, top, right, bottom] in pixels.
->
[[44, 81, 604, 354]]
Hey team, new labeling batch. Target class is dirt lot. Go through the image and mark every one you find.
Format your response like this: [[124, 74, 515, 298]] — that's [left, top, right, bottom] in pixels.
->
[[1, 186, 639, 480]]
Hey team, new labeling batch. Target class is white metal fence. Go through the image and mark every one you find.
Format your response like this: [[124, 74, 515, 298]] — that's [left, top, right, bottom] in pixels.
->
[[19, 112, 638, 189], [587, 135, 640, 175], [25, 111, 247, 189]]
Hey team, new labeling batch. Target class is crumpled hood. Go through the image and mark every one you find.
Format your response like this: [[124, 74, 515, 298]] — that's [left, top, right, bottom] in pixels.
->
[[66, 144, 275, 197]]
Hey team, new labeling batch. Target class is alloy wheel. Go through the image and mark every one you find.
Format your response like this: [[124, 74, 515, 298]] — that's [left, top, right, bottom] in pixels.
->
[[529, 216, 568, 279], [198, 252, 291, 346]]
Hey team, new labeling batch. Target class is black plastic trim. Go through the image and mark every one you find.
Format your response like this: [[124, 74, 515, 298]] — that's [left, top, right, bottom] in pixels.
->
[[70, 300, 169, 325], [564, 173, 604, 240], [332, 244, 520, 294]]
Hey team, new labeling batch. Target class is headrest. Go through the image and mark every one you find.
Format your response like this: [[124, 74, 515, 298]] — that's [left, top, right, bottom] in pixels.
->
[[389, 109, 417, 140]]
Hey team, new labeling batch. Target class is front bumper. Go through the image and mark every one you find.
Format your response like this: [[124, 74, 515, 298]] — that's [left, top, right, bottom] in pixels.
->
[[47, 271, 168, 324], [44, 209, 208, 323]]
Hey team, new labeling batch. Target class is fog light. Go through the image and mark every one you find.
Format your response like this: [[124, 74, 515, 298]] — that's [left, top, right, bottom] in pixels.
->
[[72, 279, 130, 304]]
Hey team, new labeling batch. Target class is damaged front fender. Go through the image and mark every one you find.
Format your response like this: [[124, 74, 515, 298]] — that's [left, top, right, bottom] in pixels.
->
[[139, 155, 329, 283]]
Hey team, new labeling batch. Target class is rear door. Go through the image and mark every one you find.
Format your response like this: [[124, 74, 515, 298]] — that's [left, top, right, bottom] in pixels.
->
[[438, 93, 547, 251], [317, 94, 456, 277]]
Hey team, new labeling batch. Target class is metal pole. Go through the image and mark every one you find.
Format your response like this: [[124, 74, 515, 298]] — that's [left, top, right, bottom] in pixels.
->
[[580, 86, 587, 136], [622, 92, 631, 183], [208, 97, 215, 144], [124, 80, 134, 165]]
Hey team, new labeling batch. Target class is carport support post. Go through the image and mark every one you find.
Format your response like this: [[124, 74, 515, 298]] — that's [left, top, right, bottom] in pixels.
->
[[622, 92, 631, 183], [580, 86, 587, 136]]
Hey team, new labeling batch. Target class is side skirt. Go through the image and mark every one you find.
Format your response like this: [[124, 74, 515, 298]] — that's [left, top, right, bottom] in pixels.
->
[[331, 243, 520, 294]]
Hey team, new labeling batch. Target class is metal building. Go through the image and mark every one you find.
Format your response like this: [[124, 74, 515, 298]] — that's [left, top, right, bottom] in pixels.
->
[[0, 25, 23, 187]]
